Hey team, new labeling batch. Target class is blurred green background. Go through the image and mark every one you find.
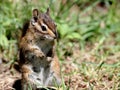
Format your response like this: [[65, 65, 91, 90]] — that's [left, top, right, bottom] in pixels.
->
[[0, 0, 120, 89]]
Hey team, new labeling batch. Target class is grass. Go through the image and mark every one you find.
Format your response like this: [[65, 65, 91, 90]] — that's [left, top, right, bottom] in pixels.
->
[[0, 0, 120, 90]]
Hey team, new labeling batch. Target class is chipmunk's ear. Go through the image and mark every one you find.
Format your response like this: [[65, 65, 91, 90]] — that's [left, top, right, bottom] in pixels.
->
[[32, 9, 39, 17], [46, 8, 50, 15], [32, 9, 39, 23]]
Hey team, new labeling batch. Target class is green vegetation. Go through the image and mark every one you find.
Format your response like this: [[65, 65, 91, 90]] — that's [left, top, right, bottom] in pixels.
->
[[0, 0, 120, 89]]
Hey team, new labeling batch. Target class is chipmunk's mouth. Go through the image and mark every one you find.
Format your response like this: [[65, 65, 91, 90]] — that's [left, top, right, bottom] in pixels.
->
[[40, 35, 54, 41], [44, 35, 54, 40], [40, 37, 45, 40]]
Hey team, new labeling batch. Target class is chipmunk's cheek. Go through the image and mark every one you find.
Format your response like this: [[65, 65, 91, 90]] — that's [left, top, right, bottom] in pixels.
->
[[44, 35, 54, 40]]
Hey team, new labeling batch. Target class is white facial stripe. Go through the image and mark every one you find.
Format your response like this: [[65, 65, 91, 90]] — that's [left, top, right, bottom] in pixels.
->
[[34, 23, 41, 31], [34, 23, 47, 33]]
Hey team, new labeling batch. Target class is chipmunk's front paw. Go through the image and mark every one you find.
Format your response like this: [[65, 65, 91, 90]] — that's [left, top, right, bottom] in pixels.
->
[[35, 51, 45, 58], [47, 57, 52, 62]]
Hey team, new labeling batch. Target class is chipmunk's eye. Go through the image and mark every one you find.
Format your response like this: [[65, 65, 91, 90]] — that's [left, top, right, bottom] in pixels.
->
[[41, 25, 47, 31]]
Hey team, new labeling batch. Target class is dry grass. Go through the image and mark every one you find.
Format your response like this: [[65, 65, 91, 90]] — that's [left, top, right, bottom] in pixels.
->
[[0, 64, 20, 90]]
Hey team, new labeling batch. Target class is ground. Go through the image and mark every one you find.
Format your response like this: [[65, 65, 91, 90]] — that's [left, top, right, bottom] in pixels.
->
[[0, 40, 120, 90], [0, 0, 120, 90]]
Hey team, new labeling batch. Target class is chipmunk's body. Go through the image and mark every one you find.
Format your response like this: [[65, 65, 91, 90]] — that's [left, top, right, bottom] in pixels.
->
[[19, 9, 61, 90]]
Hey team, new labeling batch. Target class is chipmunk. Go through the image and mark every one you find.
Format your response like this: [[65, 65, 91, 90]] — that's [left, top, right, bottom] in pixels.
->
[[19, 8, 61, 90]]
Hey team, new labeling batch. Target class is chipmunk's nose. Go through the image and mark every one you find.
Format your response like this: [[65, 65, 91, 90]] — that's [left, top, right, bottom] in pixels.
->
[[54, 31, 58, 39], [47, 29, 58, 39]]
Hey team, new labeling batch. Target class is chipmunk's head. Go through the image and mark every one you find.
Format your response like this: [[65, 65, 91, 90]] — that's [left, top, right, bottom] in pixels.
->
[[30, 8, 58, 40]]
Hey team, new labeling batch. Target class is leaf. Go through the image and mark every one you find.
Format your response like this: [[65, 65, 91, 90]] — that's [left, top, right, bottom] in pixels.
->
[[82, 32, 94, 40], [0, 35, 9, 49], [58, 23, 70, 37], [66, 32, 82, 40]]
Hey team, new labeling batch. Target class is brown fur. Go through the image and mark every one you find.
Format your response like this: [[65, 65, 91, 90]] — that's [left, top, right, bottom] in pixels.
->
[[19, 8, 61, 90]]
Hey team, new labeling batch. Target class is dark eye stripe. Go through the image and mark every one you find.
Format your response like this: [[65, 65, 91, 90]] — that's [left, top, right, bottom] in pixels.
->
[[43, 19, 54, 30]]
